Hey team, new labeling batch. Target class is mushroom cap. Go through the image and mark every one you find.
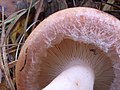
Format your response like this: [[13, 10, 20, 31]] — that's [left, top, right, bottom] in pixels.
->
[[16, 7, 120, 90]]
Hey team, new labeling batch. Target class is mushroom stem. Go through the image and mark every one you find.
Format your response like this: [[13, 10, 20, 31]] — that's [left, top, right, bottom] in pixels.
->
[[43, 65, 95, 90]]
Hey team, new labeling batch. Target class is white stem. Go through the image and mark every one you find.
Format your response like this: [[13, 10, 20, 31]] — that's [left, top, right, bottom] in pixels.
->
[[42, 65, 95, 90]]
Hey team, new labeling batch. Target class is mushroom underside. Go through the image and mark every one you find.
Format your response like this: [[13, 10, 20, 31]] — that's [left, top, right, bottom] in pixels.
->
[[39, 39, 114, 90]]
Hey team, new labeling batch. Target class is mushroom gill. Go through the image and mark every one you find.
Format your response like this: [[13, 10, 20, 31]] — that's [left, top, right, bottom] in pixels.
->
[[40, 39, 114, 90]]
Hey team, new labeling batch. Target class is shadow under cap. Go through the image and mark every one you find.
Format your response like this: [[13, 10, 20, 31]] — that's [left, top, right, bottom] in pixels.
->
[[16, 7, 120, 90]]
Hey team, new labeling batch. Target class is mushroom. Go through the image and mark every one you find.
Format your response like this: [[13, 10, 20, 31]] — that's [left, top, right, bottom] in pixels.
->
[[16, 7, 120, 90]]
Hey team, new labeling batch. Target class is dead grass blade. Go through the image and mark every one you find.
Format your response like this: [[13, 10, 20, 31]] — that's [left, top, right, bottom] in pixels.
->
[[32, 0, 44, 29], [15, 20, 39, 60], [103, 0, 115, 10], [6, 10, 27, 38], [0, 6, 15, 90]]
